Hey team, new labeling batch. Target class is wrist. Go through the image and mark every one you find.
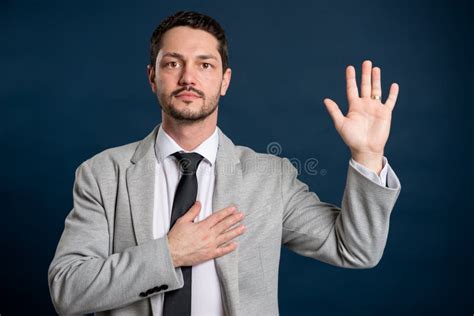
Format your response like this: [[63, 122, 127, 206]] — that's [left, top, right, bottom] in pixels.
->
[[167, 236, 182, 268], [351, 151, 384, 175]]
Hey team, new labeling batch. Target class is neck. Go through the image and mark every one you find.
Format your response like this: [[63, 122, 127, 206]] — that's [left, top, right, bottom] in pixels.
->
[[161, 109, 218, 151]]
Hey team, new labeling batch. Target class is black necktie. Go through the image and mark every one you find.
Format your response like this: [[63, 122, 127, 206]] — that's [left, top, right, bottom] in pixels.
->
[[163, 151, 204, 316]]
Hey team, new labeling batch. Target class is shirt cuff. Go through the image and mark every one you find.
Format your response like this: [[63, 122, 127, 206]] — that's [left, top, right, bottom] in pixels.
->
[[349, 156, 389, 187]]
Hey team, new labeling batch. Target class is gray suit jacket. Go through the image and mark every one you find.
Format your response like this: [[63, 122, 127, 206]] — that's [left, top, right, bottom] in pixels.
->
[[48, 123, 401, 315]]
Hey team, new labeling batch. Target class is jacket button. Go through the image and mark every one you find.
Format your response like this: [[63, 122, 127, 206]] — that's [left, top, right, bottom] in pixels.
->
[[161, 284, 169, 290], [139, 292, 147, 297], [153, 286, 160, 292]]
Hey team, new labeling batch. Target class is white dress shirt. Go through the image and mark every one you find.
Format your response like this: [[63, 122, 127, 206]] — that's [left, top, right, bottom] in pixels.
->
[[151, 124, 390, 315], [151, 124, 224, 316]]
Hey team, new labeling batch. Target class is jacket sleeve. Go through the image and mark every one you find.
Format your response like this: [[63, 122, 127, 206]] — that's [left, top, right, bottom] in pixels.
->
[[280, 157, 401, 269], [48, 161, 183, 315]]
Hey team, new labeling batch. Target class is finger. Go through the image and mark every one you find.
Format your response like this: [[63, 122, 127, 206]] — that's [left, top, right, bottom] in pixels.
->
[[345, 65, 359, 101], [323, 98, 344, 130], [214, 241, 238, 258], [216, 224, 245, 246], [212, 211, 244, 235], [203, 205, 237, 228], [371, 67, 382, 101], [360, 60, 372, 98], [384, 83, 399, 110], [182, 200, 201, 222]]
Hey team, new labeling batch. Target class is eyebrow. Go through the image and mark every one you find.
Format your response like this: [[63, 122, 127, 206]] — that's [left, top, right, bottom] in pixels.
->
[[162, 52, 218, 61]]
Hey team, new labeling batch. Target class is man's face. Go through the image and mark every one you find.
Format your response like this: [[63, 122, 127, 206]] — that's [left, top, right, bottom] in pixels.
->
[[147, 26, 231, 123]]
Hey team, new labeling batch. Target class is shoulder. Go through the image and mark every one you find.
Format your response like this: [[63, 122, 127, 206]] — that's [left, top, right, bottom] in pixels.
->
[[234, 144, 287, 176], [76, 140, 141, 178], [216, 127, 292, 176]]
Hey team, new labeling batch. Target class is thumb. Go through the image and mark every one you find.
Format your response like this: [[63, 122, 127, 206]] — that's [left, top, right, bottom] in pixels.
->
[[183, 200, 201, 222], [323, 98, 344, 130]]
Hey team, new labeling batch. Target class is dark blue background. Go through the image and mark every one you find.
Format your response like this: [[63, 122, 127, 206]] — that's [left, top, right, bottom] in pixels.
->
[[1, 0, 472, 315]]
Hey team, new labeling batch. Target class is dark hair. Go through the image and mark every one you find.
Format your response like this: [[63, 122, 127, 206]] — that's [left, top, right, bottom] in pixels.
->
[[149, 11, 229, 73]]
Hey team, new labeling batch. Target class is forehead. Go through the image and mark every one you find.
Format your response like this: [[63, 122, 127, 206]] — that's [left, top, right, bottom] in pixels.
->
[[158, 26, 220, 59]]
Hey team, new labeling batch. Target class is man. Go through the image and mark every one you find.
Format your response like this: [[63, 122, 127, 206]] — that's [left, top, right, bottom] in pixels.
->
[[48, 10, 401, 316]]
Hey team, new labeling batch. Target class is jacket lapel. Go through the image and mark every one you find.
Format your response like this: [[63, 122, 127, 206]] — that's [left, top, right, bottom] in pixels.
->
[[126, 125, 161, 315], [127, 124, 160, 245], [213, 129, 242, 316]]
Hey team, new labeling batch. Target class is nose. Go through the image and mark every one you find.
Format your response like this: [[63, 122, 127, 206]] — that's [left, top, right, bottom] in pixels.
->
[[178, 63, 197, 87]]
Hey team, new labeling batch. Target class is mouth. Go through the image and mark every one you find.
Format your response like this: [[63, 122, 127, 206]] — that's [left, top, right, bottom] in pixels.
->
[[175, 93, 201, 101]]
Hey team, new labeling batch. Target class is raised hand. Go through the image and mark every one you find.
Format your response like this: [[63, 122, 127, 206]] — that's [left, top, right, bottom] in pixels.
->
[[323, 60, 399, 174]]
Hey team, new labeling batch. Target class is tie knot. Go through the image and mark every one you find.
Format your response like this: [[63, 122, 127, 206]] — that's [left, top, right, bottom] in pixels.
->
[[172, 151, 204, 174]]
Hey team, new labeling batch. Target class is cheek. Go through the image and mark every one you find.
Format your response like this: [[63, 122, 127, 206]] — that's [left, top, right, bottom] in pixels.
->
[[155, 75, 174, 93], [199, 74, 222, 90], [199, 71, 220, 82]]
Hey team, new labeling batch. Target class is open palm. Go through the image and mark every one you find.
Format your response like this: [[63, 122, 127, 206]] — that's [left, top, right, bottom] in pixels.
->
[[323, 60, 399, 157]]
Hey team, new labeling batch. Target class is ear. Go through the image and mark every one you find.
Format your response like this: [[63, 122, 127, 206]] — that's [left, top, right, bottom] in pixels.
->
[[146, 64, 157, 93], [220, 67, 232, 96]]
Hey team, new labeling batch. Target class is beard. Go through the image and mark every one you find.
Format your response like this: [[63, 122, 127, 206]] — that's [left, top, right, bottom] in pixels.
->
[[158, 85, 220, 123]]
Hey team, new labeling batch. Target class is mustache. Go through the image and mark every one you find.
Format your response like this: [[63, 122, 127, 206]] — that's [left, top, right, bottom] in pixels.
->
[[172, 86, 205, 98]]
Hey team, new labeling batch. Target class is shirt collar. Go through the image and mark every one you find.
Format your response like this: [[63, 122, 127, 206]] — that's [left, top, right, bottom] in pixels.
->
[[154, 124, 219, 166]]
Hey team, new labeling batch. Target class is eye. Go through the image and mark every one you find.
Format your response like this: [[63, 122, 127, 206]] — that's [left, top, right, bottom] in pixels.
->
[[201, 63, 213, 69], [165, 61, 180, 69]]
